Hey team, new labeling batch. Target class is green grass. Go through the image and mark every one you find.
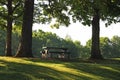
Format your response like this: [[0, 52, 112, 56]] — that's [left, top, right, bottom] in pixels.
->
[[0, 57, 120, 80]]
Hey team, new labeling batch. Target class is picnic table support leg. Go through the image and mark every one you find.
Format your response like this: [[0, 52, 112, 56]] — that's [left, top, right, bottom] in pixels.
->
[[68, 54, 70, 59], [50, 53, 53, 58]]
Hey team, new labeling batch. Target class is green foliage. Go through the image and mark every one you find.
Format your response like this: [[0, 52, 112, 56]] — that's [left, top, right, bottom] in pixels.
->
[[110, 36, 120, 57], [34, 0, 70, 28], [100, 36, 120, 58], [1, 29, 82, 58], [32, 30, 82, 58], [100, 37, 111, 58], [0, 1, 7, 28], [0, 26, 21, 56], [0, 30, 6, 55], [0, 57, 120, 80], [86, 36, 120, 58], [12, 27, 21, 55], [1, 27, 120, 58], [0, 0, 24, 26], [67, 0, 120, 26]]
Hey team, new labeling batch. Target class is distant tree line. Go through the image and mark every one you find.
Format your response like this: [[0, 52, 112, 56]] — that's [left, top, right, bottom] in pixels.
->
[[0, 29, 120, 58]]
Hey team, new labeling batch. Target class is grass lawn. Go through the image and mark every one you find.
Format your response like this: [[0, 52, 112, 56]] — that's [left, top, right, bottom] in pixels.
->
[[0, 57, 120, 80]]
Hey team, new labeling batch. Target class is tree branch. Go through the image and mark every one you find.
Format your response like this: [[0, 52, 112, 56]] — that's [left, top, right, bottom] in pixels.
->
[[12, 2, 21, 13], [0, 1, 7, 5], [0, 22, 7, 28], [13, 12, 23, 20], [0, 12, 7, 19], [48, 0, 51, 6]]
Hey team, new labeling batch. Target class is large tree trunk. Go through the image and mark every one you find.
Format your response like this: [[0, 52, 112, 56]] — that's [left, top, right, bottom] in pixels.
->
[[15, 0, 34, 57], [5, 0, 13, 56], [90, 9, 103, 59]]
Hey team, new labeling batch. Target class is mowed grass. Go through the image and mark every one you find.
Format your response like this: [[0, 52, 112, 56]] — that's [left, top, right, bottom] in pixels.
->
[[0, 57, 120, 80]]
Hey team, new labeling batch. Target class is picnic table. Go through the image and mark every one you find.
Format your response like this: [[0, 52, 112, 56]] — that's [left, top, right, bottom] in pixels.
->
[[41, 47, 70, 59]]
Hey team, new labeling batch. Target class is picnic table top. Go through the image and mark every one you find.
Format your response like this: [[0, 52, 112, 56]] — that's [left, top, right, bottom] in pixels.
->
[[42, 47, 68, 50]]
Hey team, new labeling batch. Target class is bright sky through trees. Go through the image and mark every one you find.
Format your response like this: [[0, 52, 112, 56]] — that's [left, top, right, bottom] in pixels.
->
[[33, 22, 120, 45]]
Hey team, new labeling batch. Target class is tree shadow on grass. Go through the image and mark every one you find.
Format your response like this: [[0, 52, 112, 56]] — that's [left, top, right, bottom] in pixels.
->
[[64, 62, 120, 80], [0, 59, 92, 80], [20, 58, 120, 80], [1, 58, 120, 80]]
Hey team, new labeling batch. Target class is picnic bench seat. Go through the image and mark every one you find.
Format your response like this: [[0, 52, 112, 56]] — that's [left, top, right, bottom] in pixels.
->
[[41, 47, 70, 59]]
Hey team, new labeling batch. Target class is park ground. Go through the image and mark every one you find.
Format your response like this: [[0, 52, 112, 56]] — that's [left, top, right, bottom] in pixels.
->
[[0, 57, 120, 80]]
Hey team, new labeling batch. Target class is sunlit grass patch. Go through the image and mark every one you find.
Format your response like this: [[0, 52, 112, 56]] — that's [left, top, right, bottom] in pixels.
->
[[0, 62, 6, 67], [112, 58, 120, 61], [0, 57, 120, 80], [99, 65, 120, 73]]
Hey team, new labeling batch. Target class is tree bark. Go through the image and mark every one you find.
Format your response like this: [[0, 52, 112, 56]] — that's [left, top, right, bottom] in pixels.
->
[[90, 9, 103, 59], [5, 0, 13, 56], [15, 0, 34, 57]]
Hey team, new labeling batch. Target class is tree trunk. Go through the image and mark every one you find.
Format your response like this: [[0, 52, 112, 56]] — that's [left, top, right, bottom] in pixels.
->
[[15, 0, 34, 57], [5, 0, 13, 56], [90, 9, 103, 59]]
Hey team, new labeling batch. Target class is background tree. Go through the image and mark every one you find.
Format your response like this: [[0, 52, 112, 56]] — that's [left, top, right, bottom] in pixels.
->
[[110, 36, 120, 58], [100, 37, 111, 58], [66, 0, 120, 59], [86, 36, 120, 58], [15, 0, 34, 57], [0, 0, 23, 56], [5, 0, 13, 56], [0, 30, 6, 55], [32, 30, 82, 58]]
